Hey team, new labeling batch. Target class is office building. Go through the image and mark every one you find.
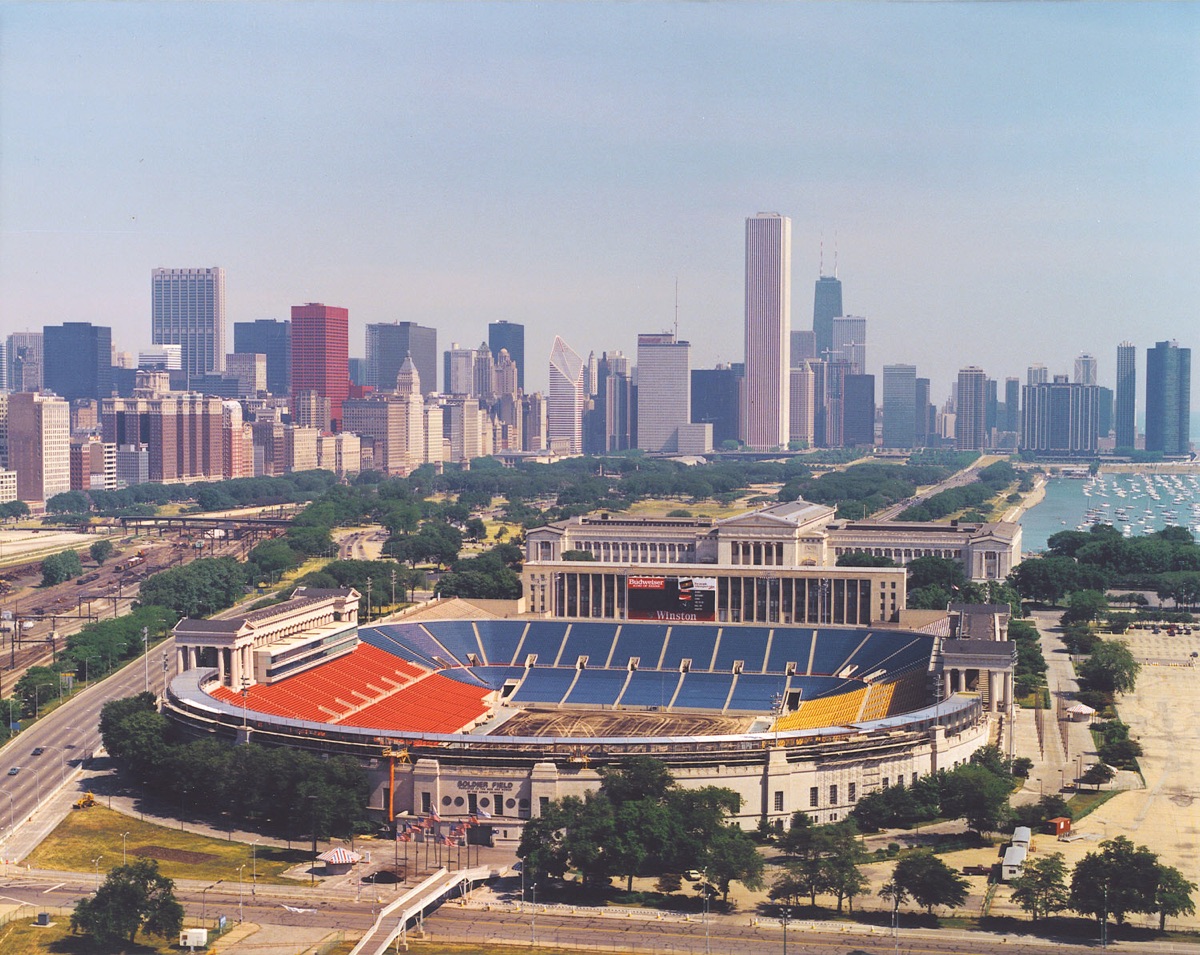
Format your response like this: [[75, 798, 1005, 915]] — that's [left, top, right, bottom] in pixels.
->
[[691, 365, 741, 449], [744, 213, 792, 450], [115, 445, 149, 487], [69, 436, 117, 491], [812, 274, 843, 361], [882, 364, 917, 449], [1026, 364, 1049, 386], [1115, 342, 1137, 449], [637, 333, 708, 453], [1004, 378, 1021, 434], [366, 322, 437, 394], [547, 336, 587, 454], [8, 392, 71, 503], [494, 349, 519, 398], [225, 353, 267, 396], [956, 367, 988, 450], [151, 267, 226, 382], [5, 332, 43, 392], [233, 319, 291, 395], [788, 361, 817, 448], [101, 393, 226, 483], [342, 356, 428, 475], [291, 304, 349, 431], [443, 342, 477, 396], [843, 374, 875, 448], [831, 316, 867, 373], [1074, 354, 1098, 386], [139, 345, 183, 371], [42, 323, 113, 402], [915, 378, 933, 448], [488, 321, 525, 390], [790, 330, 817, 367], [1020, 376, 1099, 455], [1145, 340, 1192, 455], [1096, 386, 1113, 440]]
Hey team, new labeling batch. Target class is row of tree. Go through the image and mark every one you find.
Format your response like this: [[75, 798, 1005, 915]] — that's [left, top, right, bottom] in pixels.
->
[[897, 460, 1024, 523]]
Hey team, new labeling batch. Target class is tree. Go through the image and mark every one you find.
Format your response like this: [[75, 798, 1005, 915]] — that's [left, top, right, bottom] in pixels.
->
[[1070, 836, 1159, 927], [821, 819, 867, 912], [942, 763, 1012, 835], [1078, 640, 1140, 695], [1010, 852, 1069, 922], [1008, 556, 1082, 605], [70, 858, 184, 945], [13, 665, 59, 719], [702, 823, 764, 902], [47, 490, 91, 514], [41, 549, 83, 586], [1062, 589, 1109, 625], [1080, 763, 1115, 791], [1153, 864, 1197, 931], [89, 539, 114, 565], [890, 851, 969, 915]]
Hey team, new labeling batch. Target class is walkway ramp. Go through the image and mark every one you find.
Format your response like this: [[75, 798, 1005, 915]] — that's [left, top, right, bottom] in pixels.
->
[[350, 865, 493, 955]]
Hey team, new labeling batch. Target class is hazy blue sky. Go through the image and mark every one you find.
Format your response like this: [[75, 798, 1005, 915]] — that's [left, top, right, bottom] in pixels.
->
[[2, 2, 1197, 406]]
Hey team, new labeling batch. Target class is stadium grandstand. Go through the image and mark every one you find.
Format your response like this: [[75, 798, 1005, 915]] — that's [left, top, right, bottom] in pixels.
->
[[165, 598, 1003, 839]]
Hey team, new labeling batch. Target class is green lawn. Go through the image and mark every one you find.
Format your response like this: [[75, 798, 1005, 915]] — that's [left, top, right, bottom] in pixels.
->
[[0, 916, 176, 955], [24, 806, 311, 885]]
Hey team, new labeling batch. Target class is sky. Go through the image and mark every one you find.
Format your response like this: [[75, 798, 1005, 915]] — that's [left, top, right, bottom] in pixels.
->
[[1, 2, 1198, 411]]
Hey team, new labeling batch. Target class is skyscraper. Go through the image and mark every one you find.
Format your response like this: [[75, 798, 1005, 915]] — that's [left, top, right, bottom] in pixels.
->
[[788, 361, 816, 448], [548, 335, 586, 453], [43, 322, 113, 401], [637, 333, 708, 453], [843, 374, 876, 448], [956, 366, 988, 450], [789, 330, 817, 367], [1075, 353, 1098, 386], [1145, 340, 1191, 455], [812, 274, 843, 361], [692, 365, 741, 449], [882, 364, 917, 449], [5, 332, 43, 392], [743, 213, 791, 450], [366, 322, 437, 394], [8, 392, 70, 502], [488, 321, 525, 390], [831, 316, 867, 373], [291, 304, 350, 431], [151, 267, 226, 382], [1115, 342, 1137, 449], [1004, 377, 1021, 434], [1020, 376, 1099, 455], [1026, 363, 1049, 386], [234, 319, 291, 395]]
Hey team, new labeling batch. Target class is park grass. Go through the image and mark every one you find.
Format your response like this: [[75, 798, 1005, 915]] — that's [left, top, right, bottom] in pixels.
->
[[24, 806, 310, 885], [1066, 787, 1123, 821], [0, 915, 175, 955], [623, 497, 757, 520]]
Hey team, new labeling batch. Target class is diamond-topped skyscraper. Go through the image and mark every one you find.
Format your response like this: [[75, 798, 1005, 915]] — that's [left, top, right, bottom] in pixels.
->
[[743, 213, 791, 450]]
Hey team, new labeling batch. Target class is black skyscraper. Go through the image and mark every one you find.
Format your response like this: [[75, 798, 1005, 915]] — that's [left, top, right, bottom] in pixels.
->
[[365, 322, 437, 394], [234, 319, 291, 395], [1145, 340, 1191, 455], [488, 321, 525, 390], [43, 322, 112, 401], [1115, 342, 1136, 449], [812, 275, 843, 361], [843, 374, 876, 448], [691, 367, 741, 448]]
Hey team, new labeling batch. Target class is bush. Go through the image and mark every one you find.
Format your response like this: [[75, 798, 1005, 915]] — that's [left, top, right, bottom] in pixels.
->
[[41, 549, 83, 587]]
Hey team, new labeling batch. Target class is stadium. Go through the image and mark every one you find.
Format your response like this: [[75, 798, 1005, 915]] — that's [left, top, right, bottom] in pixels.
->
[[163, 589, 995, 839]]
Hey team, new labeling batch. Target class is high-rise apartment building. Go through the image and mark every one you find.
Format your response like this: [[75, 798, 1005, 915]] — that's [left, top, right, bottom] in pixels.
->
[[882, 364, 917, 449], [1004, 377, 1021, 434], [8, 392, 71, 502], [101, 393, 226, 482], [1115, 342, 1137, 449], [548, 336, 586, 453], [1026, 363, 1049, 386], [366, 322, 437, 394], [812, 274, 843, 361], [744, 213, 792, 450], [831, 316, 867, 373], [1020, 376, 1099, 455], [233, 319, 291, 395], [291, 304, 349, 431], [636, 333, 709, 453], [1074, 354, 1098, 386], [43, 322, 113, 401], [1145, 340, 1191, 455], [956, 367, 988, 450], [488, 321, 525, 390], [443, 342, 478, 396], [843, 374, 875, 448], [151, 267, 226, 382]]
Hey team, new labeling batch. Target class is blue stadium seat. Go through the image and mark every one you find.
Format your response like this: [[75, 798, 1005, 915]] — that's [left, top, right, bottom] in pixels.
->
[[460, 666, 527, 690], [672, 672, 736, 710], [474, 621, 528, 665], [809, 629, 857, 675], [516, 621, 570, 666], [560, 622, 622, 667], [618, 669, 683, 708], [421, 621, 480, 666], [360, 626, 440, 670], [659, 626, 720, 671], [712, 627, 771, 672], [727, 673, 788, 712], [765, 629, 814, 674], [509, 667, 578, 705], [609, 624, 668, 669], [564, 669, 628, 707]]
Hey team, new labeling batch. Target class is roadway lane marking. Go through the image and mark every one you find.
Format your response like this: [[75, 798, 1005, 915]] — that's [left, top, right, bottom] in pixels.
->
[[43, 882, 64, 893]]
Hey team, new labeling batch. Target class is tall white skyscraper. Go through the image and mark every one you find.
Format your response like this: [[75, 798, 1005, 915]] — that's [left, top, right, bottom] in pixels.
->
[[636, 333, 709, 453], [743, 213, 792, 450], [152, 267, 226, 382], [548, 336, 586, 453], [7, 391, 70, 503], [831, 315, 867, 374]]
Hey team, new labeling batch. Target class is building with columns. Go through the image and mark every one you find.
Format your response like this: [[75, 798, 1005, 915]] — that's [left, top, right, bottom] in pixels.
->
[[172, 586, 360, 689]]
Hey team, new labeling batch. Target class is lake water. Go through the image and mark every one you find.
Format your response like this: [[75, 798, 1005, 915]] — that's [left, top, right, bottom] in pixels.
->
[[1021, 470, 1200, 554]]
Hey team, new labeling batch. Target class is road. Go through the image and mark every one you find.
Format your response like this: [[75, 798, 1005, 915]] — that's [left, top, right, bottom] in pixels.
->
[[872, 456, 995, 521]]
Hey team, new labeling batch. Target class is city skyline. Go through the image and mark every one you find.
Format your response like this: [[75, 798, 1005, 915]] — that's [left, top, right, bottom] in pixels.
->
[[1, 3, 1197, 411]]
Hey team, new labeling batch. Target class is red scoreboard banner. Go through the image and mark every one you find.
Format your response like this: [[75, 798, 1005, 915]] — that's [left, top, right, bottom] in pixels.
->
[[626, 575, 717, 622]]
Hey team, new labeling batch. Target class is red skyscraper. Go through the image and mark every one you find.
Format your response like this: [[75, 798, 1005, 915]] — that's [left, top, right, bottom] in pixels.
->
[[291, 303, 350, 431]]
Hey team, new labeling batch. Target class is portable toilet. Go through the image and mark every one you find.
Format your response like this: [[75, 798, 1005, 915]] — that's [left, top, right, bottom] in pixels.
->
[[1047, 816, 1072, 839]]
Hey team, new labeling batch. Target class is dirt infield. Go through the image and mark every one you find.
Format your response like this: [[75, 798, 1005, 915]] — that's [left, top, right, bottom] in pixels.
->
[[488, 707, 754, 738]]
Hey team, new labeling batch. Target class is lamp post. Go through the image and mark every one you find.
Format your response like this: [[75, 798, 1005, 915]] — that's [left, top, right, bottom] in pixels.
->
[[366, 577, 373, 623], [143, 626, 149, 694], [530, 881, 537, 947], [782, 904, 790, 955], [201, 879, 223, 922], [42, 744, 67, 786], [122, 831, 130, 866], [251, 840, 260, 891], [307, 794, 318, 887], [237, 864, 246, 922], [92, 856, 102, 890], [28, 767, 41, 805], [240, 675, 251, 736], [702, 871, 710, 955], [390, 568, 397, 612]]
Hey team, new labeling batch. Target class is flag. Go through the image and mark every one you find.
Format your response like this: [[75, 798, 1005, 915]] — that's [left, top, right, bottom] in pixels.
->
[[427, 811, 441, 823], [478, 808, 492, 819], [469, 814, 479, 825]]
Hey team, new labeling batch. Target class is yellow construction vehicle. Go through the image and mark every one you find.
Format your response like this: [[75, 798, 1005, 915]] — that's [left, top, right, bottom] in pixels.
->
[[73, 792, 96, 810]]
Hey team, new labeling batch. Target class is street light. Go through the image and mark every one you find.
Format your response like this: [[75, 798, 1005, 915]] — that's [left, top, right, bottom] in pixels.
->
[[782, 904, 790, 955], [122, 831, 130, 866], [142, 626, 150, 694], [237, 864, 246, 922], [201, 879, 223, 922], [92, 855, 103, 890], [0, 789, 15, 831], [27, 767, 41, 805], [41, 744, 67, 786], [251, 841, 260, 892]]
